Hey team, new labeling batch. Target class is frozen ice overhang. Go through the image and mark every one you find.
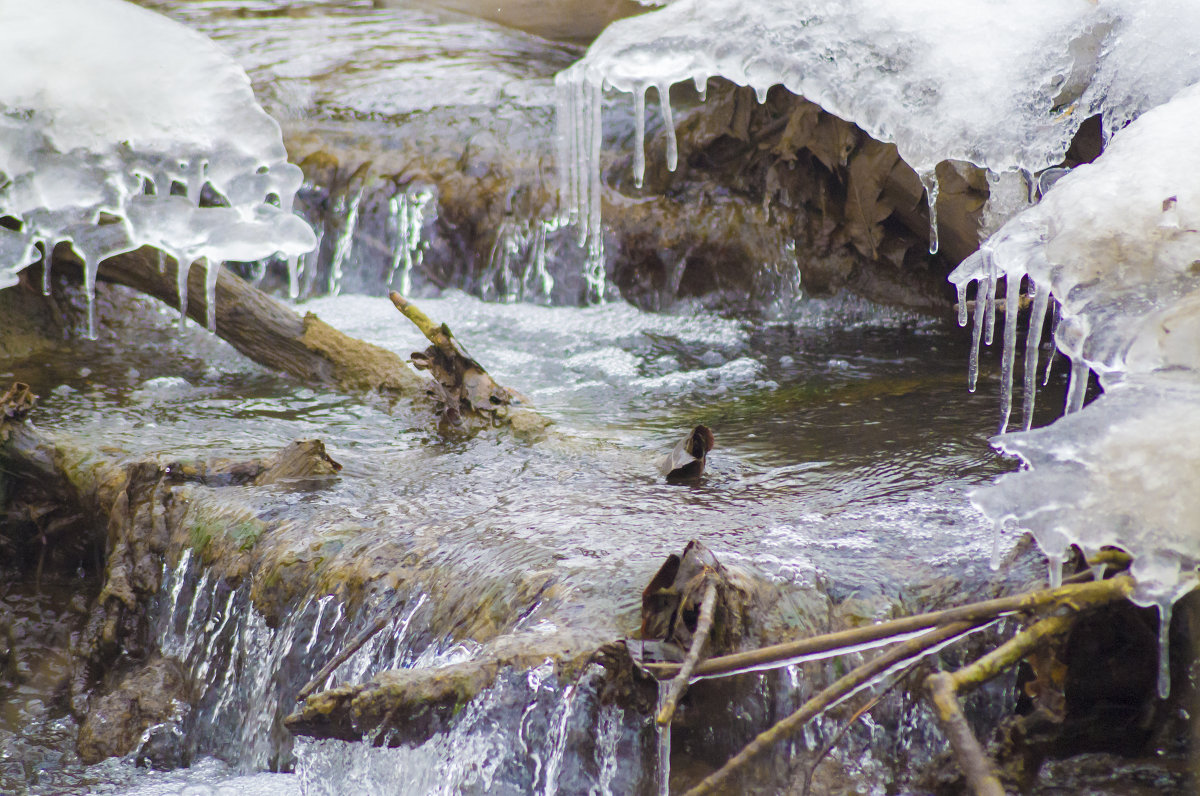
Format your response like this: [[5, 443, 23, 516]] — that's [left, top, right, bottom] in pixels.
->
[[556, 0, 1200, 264], [952, 81, 1200, 678], [0, 0, 316, 336]]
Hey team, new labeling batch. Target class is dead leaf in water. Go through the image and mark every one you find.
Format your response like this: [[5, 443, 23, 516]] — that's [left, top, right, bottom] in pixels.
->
[[658, 425, 715, 481]]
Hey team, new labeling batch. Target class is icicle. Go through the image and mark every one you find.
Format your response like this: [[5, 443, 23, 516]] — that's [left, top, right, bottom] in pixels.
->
[[919, 169, 940, 254], [1155, 600, 1174, 699], [1021, 285, 1050, 430], [1042, 301, 1060, 386], [990, 519, 1003, 570], [655, 680, 671, 796], [186, 159, 206, 204], [173, 251, 190, 331], [983, 257, 998, 347], [996, 274, 1022, 432], [586, 79, 604, 273], [967, 274, 993, 392], [555, 75, 576, 221], [576, 79, 589, 242], [956, 282, 968, 327], [693, 74, 707, 101], [633, 86, 647, 189], [658, 83, 678, 173], [1064, 358, 1089, 413], [203, 258, 219, 331], [286, 254, 299, 299]]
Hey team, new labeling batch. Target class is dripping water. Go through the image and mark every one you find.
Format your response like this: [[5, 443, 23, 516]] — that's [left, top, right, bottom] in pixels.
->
[[1155, 600, 1173, 699], [633, 86, 646, 189], [328, 187, 363, 296], [654, 680, 671, 796], [919, 169, 940, 254]]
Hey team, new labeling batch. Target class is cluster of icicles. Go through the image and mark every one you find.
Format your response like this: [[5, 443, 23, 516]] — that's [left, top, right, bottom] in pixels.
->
[[553, 66, 945, 304]]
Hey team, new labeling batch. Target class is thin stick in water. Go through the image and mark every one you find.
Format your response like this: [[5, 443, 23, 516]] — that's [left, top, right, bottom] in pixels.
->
[[656, 579, 717, 727]]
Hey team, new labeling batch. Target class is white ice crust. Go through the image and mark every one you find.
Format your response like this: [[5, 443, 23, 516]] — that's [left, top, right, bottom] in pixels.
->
[[558, 0, 1200, 264], [951, 82, 1200, 647], [556, 0, 1200, 649], [0, 0, 315, 335]]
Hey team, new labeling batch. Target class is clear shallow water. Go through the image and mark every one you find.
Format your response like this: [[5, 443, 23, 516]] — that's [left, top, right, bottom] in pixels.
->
[[15, 290, 1053, 607], [2, 288, 1070, 794]]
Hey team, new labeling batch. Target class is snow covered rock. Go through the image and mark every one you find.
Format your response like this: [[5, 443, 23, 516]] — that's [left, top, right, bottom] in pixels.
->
[[0, 0, 315, 336]]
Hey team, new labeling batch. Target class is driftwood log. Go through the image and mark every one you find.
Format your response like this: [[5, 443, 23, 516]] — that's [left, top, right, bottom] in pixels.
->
[[50, 246, 428, 400]]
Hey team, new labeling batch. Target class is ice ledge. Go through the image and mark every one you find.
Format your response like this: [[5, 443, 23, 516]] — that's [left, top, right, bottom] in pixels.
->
[[0, 0, 315, 336]]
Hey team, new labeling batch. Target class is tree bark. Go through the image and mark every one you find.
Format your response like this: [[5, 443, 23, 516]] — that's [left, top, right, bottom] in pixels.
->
[[51, 246, 428, 402]]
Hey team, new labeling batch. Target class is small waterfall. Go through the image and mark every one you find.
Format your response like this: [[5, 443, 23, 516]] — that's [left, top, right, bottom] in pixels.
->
[[154, 552, 437, 771], [295, 663, 649, 796], [152, 553, 652, 790]]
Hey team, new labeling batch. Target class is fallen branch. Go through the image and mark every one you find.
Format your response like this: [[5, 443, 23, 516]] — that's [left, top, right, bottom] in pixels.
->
[[656, 578, 717, 727], [51, 247, 428, 401], [389, 291, 547, 434], [296, 608, 397, 703], [682, 620, 980, 796], [925, 613, 1075, 796], [646, 575, 1134, 680]]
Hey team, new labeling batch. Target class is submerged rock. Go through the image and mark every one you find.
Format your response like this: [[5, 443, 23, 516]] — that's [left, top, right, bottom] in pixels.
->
[[77, 656, 192, 766]]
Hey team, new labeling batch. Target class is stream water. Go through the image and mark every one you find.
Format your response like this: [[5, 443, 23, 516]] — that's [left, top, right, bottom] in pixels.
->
[[0, 1, 1106, 794], [1, 285, 1066, 794]]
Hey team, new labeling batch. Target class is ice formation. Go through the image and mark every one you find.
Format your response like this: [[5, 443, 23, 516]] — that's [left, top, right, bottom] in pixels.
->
[[0, 0, 315, 337], [953, 82, 1200, 695], [557, 0, 1200, 261], [555, 0, 1200, 690]]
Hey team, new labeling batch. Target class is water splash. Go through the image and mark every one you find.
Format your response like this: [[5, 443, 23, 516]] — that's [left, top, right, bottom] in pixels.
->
[[328, 188, 364, 297]]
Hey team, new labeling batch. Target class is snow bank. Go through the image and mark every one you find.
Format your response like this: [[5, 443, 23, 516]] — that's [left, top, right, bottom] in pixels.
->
[[0, 0, 315, 336]]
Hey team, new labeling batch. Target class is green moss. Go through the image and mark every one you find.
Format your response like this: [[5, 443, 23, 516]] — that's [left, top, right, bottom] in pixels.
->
[[230, 520, 263, 551], [188, 513, 220, 553]]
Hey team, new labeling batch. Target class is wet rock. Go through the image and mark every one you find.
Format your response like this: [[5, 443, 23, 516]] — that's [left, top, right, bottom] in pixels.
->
[[254, 439, 342, 486], [76, 656, 192, 766]]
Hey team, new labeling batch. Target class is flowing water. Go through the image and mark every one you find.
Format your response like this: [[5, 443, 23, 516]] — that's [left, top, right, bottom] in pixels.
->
[[0, 1, 1089, 794], [2, 284, 1066, 794]]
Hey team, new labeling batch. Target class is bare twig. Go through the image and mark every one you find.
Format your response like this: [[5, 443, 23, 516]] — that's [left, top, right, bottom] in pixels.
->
[[297, 610, 394, 702], [682, 620, 979, 796], [925, 612, 1076, 796], [656, 579, 718, 727], [647, 576, 1133, 680]]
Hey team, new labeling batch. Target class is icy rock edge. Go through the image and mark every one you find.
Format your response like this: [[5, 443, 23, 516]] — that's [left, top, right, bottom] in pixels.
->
[[556, 0, 1200, 293], [953, 82, 1200, 698], [556, 0, 1200, 696], [0, 0, 316, 338]]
